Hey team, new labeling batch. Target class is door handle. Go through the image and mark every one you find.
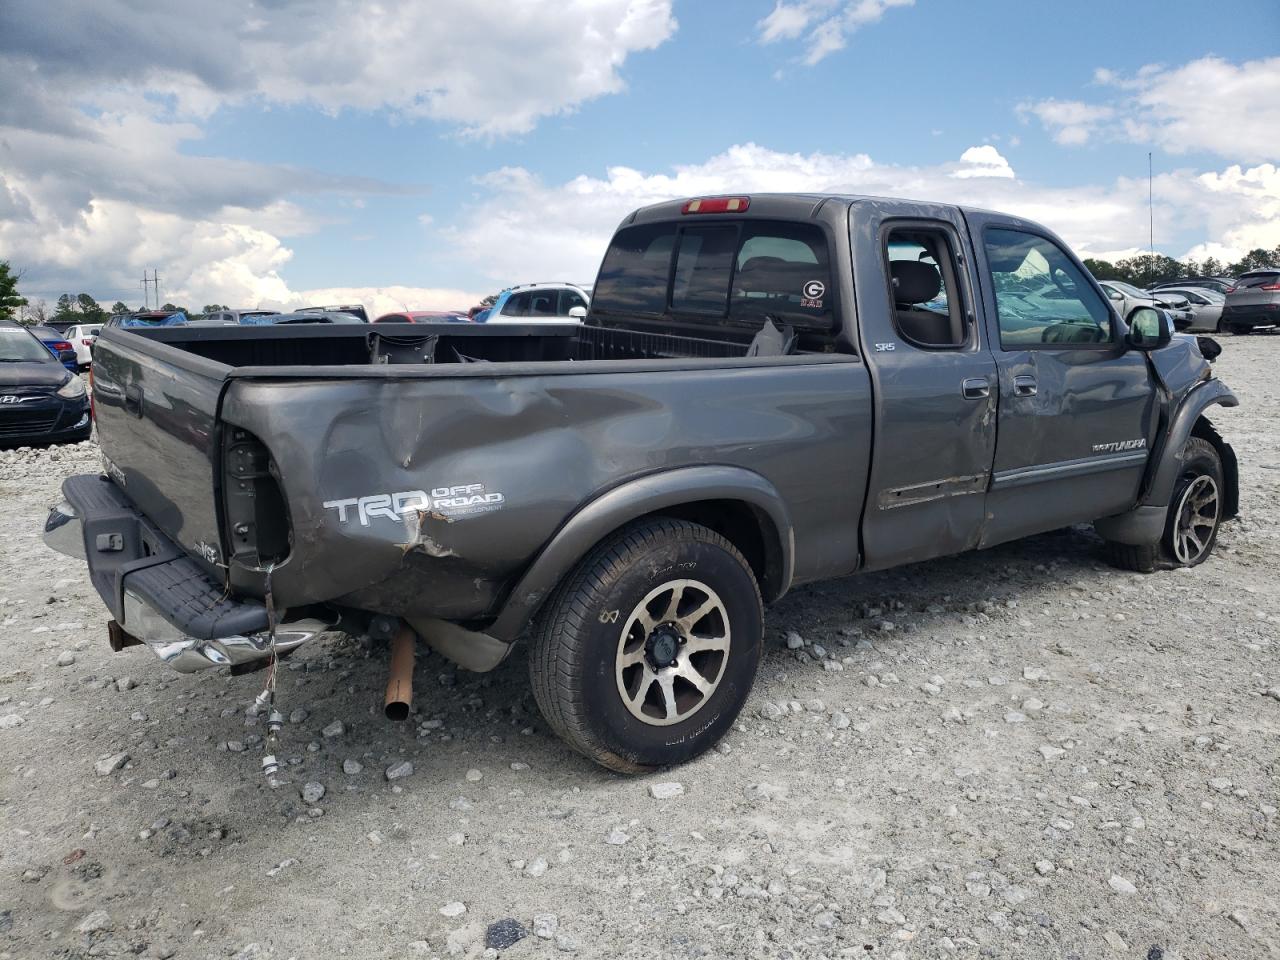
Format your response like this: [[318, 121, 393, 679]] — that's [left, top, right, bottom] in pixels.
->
[[961, 378, 990, 400], [1013, 375, 1038, 397]]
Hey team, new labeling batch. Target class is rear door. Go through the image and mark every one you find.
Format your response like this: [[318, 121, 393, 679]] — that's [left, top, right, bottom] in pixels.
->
[[851, 200, 999, 571], [965, 213, 1157, 546]]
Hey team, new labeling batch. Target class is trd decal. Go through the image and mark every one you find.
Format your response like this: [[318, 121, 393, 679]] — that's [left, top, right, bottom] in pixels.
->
[[1092, 438, 1147, 454], [324, 483, 505, 525]]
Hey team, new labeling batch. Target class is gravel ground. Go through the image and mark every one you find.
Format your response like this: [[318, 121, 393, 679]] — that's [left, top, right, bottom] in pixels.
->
[[1, 341, 1277, 960]]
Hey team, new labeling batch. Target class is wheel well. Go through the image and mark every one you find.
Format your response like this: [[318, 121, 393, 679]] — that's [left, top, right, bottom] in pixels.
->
[[642, 499, 785, 601], [1192, 415, 1239, 519]]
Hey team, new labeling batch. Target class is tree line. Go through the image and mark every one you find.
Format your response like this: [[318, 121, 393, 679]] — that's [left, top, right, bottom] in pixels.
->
[[1082, 245, 1280, 286]]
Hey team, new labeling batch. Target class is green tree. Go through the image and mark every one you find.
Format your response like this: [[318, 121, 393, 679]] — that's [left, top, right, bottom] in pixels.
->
[[54, 293, 78, 322], [0, 261, 28, 321], [160, 302, 190, 316], [76, 293, 106, 323], [110, 301, 131, 315], [201, 303, 228, 314]]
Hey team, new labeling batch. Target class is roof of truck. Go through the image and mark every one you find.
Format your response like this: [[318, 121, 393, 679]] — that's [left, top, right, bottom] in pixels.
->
[[624, 192, 1021, 226]]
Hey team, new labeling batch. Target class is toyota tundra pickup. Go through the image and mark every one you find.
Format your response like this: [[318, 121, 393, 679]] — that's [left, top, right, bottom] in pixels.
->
[[44, 194, 1239, 773]]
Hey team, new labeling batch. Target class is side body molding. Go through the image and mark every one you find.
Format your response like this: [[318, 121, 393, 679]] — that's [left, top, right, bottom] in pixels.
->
[[487, 466, 795, 643]]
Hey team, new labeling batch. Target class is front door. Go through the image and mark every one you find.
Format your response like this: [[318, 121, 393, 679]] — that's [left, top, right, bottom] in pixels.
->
[[851, 201, 999, 572], [966, 216, 1157, 547]]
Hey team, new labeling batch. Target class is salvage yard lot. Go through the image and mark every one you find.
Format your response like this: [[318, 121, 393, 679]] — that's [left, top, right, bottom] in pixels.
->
[[1, 340, 1277, 960]]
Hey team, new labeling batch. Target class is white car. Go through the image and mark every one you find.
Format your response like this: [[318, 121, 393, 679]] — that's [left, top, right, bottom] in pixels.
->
[[1099, 282, 1194, 331], [480, 283, 591, 323], [63, 324, 102, 369], [1147, 286, 1225, 333]]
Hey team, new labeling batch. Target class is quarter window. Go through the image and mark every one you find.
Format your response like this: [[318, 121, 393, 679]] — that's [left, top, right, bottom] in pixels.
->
[[593, 224, 677, 315], [984, 229, 1114, 347], [883, 226, 968, 347]]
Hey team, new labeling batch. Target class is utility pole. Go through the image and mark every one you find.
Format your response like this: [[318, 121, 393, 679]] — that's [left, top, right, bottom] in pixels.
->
[[140, 270, 160, 310]]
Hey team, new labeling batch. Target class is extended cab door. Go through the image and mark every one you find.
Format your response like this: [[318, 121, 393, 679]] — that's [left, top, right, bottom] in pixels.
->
[[850, 200, 998, 571], [965, 213, 1157, 547]]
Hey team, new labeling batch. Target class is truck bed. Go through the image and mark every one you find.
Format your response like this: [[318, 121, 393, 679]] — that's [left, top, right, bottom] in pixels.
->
[[86, 321, 870, 633]]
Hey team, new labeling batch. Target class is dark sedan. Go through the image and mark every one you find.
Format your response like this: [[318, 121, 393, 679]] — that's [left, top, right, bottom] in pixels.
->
[[0, 322, 92, 446]]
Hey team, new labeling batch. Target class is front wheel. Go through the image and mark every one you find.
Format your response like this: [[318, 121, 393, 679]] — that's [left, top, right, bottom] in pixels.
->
[[1104, 436, 1224, 572], [529, 517, 763, 773]]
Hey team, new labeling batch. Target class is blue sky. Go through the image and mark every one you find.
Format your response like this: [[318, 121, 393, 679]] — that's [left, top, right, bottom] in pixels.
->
[[1, 0, 1277, 314]]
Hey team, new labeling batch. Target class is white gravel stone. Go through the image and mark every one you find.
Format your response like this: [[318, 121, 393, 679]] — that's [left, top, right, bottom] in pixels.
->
[[56, 650, 76, 667], [1039, 745, 1066, 761], [76, 910, 112, 933], [94, 752, 129, 776], [649, 782, 685, 800], [1107, 874, 1137, 895], [385, 760, 414, 781], [465, 768, 483, 782], [301, 781, 325, 803], [605, 828, 631, 845], [322, 720, 345, 738], [533, 914, 559, 939], [0, 714, 24, 729], [342, 758, 362, 775], [438, 901, 467, 918], [785, 631, 805, 649]]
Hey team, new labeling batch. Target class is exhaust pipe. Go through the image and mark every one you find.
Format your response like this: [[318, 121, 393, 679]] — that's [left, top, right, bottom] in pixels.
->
[[384, 624, 416, 721]]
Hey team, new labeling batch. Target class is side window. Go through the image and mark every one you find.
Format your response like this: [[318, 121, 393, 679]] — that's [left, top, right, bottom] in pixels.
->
[[528, 292, 557, 316], [593, 223, 677, 315], [884, 225, 968, 348], [984, 229, 1114, 347], [671, 225, 737, 314], [731, 222, 832, 330], [558, 289, 587, 314], [501, 292, 532, 317]]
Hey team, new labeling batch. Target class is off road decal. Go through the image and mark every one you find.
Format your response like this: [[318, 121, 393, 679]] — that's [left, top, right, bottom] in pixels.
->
[[324, 483, 505, 526]]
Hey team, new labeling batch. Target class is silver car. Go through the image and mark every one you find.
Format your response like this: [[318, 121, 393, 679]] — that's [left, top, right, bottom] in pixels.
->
[[1145, 286, 1225, 333], [1099, 281, 1194, 331], [1222, 269, 1280, 334]]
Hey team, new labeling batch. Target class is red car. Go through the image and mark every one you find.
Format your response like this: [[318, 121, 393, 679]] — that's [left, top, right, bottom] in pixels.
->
[[372, 310, 470, 324]]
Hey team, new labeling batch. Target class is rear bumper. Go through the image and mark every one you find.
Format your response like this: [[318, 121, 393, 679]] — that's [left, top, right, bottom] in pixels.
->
[[44, 474, 333, 673], [1222, 304, 1280, 325]]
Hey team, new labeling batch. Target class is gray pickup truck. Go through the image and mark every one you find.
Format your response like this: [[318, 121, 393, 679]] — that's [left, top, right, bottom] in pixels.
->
[[45, 193, 1239, 773]]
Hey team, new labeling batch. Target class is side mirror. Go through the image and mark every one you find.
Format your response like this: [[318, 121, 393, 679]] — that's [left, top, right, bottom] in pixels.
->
[[57, 349, 78, 365], [1106, 288, 1124, 301], [1125, 307, 1172, 351], [567, 305, 588, 320]]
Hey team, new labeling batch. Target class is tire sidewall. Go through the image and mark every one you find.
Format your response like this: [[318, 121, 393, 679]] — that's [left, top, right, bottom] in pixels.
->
[[1161, 439, 1224, 567], [575, 532, 762, 768]]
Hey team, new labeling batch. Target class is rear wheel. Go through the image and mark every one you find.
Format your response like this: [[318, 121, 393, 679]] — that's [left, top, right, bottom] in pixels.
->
[[1103, 437, 1223, 572], [529, 517, 763, 773]]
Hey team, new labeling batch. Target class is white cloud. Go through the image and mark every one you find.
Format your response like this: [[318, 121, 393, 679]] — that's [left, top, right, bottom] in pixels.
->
[[443, 144, 1280, 284], [757, 0, 915, 65], [1017, 99, 1116, 146], [1021, 56, 1280, 162]]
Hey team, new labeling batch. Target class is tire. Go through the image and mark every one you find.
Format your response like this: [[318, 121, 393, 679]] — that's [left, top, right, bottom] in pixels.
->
[[1104, 436, 1224, 572], [529, 517, 763, 773], [1228, 322, 1252, 335]]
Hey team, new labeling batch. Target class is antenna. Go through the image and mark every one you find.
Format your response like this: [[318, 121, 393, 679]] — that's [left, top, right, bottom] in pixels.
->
[[1148, 152, 1154, 287]]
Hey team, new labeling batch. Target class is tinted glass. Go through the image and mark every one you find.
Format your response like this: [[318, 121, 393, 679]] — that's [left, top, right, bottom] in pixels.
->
[[558, 289, 588, 314], [1236, 272, 1279, 288], [528, 291, 558, 316], [593, 224, 677, 315], [884, 228, 964, 347], [732, 222, 832, 329], [984, 229, 1113, 347], [0, 327, 55, 362], [671, 226, 737, 314], [501, 292, 532, 317]]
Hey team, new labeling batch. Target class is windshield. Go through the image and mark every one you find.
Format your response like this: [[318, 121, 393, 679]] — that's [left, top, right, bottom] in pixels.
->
[[0, 327, 55, 362], [1109, 282, 1148, 298]]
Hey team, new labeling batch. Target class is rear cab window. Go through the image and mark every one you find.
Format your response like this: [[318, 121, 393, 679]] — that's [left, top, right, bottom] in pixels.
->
[[592, 219, 835, 348]]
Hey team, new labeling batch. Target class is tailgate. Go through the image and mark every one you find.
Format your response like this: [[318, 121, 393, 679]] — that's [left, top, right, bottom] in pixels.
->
[[91, 329, 230, 578]]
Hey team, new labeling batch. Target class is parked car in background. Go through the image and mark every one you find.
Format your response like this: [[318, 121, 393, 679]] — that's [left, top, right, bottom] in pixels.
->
[[0, 321, 91, 445], [63, 324, 103, 370], [1151, 276, 1236, 296], [1099, 282, 1194, 330], [298, 304, 370, 323], [373, 310, 470, 323], [478, 283, 590, 323], [1221, 269, 1280, 334], [27, 325, 80, 371], [103, 311, 188, 331], [202, 308, 278, 324], [240, 311, 367, 325], [1147, 287, 1225, 333]]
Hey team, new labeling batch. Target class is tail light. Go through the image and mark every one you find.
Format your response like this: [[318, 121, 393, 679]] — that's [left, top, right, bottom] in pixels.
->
[[681, 197, 750, 214], [81, 338, 93, 345], [1260, 282, 1280, 291], [52, 340, 73, 352], [1225, 287, 1237, 294]]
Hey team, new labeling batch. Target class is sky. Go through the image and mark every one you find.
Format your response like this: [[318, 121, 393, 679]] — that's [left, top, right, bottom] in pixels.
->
[[1, 0, 1278, 317]]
